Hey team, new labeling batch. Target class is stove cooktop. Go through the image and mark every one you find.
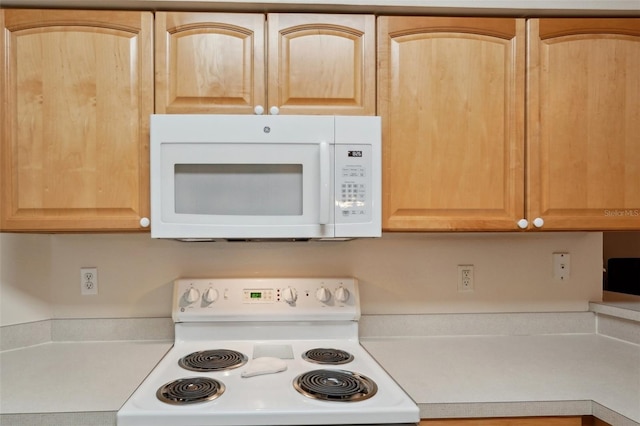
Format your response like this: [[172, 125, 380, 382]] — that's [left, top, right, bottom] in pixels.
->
[[117, 278, 419, 426]]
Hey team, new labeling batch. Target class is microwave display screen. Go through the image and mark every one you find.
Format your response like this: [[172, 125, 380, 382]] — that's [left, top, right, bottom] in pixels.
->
[[174, 164, 303, 216]]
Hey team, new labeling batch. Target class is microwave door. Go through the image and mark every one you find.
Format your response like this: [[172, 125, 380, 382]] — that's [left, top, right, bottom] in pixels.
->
[[155, 143, 334, 239]]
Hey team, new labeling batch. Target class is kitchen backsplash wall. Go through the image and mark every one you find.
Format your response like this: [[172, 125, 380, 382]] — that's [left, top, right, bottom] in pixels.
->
[[1, 233, 53, 325], [1, 232, 602, 326]]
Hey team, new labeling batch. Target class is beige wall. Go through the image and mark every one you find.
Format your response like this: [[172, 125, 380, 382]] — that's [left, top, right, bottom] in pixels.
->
[[0, 233, 53, 325], [0, 232, 603, 326]]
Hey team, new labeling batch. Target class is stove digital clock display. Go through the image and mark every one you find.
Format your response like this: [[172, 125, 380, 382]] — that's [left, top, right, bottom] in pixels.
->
[[243, 289, 274, 303]]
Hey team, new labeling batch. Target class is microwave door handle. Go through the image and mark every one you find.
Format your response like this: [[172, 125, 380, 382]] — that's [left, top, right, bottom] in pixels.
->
[[319, 141, 330, 225]]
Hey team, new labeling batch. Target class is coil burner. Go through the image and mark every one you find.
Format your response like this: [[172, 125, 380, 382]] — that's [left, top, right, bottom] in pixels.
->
[[302, 348, 354, 365], [178, 349, 248, 372], [156, 377, 225, 405], [293, 369, 378, 402]]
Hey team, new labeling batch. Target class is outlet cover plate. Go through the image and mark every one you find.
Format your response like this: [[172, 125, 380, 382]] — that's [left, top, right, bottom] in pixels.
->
[[81, 267, 98, 295], [458, 265, 474, 292], [553, 253, 570, 281]]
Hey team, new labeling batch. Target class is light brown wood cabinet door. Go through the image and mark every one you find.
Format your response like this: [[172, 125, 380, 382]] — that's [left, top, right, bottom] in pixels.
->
[[527, 19, 640, 230], [155, 12, 266, 114], [156, 13, 374, 116], [267, 13, 376, 115], [378, 17, 525, 231], [0, 9, 153, 231]]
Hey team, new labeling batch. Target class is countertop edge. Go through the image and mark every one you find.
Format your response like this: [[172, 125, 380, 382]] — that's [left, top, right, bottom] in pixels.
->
[[0, 411, 116, 426], [418, 401, 639, 425], [3, 401, 637, 426], [417, 400, 593, 419], [591, 302, 640, 323]]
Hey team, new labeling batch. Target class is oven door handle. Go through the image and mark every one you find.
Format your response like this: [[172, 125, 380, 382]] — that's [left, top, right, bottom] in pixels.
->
[[319, 141, 330, 225]]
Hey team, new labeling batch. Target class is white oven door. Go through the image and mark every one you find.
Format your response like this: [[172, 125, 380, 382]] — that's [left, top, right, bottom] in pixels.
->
[[150, 115, 336, 239]]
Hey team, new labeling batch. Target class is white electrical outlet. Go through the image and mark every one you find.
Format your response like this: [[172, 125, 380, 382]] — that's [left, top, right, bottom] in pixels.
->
[[457, 265, 474, 292], [553, 253, 570, 281], [80, 267, 98, 295]]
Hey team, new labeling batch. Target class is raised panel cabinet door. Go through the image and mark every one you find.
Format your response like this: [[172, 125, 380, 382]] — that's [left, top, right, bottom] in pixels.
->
[[268, 13, 375, 115], [155, 12, 266, 114], [528, 19, 640, 230], [378, 17, 525, 231], [0, 9, 153, 231]]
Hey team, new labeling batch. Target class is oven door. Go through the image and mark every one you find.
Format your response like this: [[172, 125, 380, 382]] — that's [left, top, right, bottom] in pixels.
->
[[150, 115, 336, 240]]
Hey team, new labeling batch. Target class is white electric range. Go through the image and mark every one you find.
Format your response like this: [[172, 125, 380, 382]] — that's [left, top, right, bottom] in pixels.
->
[[117, 277, 419, 426]]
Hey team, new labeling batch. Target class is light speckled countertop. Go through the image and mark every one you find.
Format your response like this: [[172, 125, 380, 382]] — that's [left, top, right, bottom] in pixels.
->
[[0, 341, 172, 414], [362, 334, 640, 425], [0, 318, 174, 426], [1, 307, 639, 426]]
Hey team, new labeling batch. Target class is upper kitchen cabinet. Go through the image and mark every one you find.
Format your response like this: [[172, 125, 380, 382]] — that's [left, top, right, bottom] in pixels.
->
[[0, 9, 153, 232], [155, 12, 265, 114], [527, 18, 640, 230], [155, 12, 375, 115], [378, 17, 526, 231], [267, 14, 375, 115]]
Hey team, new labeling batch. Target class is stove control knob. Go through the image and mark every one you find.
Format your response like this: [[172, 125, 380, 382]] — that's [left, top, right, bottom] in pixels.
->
[[203, 288, 219, 304], [315, 287, 331, 303], [334, 287, 350, 303], [282, 287, 298, 304], [184, 287, 200, 304]]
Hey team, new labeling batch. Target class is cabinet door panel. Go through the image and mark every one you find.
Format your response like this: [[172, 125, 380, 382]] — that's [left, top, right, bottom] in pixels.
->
[[268, 13, 375, 115], [528, 18, 640, 230], [155, 12, 265, 114], [379, 17, 525, 231], [1, 9, 152, 231]]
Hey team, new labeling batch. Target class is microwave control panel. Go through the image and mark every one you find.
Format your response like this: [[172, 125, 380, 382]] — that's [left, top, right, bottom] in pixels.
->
[[335, 145, 372, 223]]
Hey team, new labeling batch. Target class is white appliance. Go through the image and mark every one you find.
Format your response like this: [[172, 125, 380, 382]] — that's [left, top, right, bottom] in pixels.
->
[[150, 115, 381, 240], [117, 278, 419, 426]]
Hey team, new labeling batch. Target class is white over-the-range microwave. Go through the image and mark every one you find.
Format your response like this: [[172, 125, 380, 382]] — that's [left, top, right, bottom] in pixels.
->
[[150, 114, 381, 241]]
